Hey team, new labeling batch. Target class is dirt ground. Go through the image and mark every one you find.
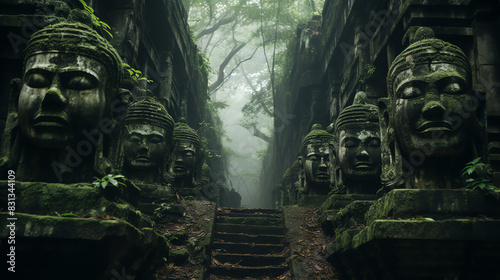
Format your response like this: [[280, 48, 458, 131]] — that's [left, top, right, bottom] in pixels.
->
[[282, 206, 338, 280]]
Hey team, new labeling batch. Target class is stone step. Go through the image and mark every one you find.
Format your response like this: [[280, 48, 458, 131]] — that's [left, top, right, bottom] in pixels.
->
[[214, 253, 287, 266], [218, 207, 281, 215], [217, 211, 281, 219], [215, 223, 285, 235], [213, 242, 285, 254], [216, 216, 281, 226], [209, 265, 287, 278], [215, 232, 284, 244]]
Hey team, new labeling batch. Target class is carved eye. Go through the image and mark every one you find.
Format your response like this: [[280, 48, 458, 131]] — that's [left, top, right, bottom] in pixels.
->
[[344, 140, 357, 148], [368, 139, 380, 147], [149, 136, 163, 144], [26, 72, 51, 88], [401, 86, 422, 99], [66, 74, 97, 90], [442, 82, 463, 95], [185, 151, 194, 157], [129, 135, 141, 142], [308, 155, 318, 161]]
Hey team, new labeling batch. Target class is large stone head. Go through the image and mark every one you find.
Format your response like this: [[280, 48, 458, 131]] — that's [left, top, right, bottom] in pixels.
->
[[381, 27, 487, 188], [300, 124, 334, 192], [170, 118, 201, 185], [121, 98, 174, 178], [19, 10, 122, 148], [335, 92, 381, 194]]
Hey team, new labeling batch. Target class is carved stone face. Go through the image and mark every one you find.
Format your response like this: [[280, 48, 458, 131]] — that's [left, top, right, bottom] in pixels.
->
[[18, 53, 107, 148], [173, 141, 197, 179], [303, 143, 331, 185], [392, 63, 473, 157], [338, 128, 381, 180], [123, 124, 168, 170]]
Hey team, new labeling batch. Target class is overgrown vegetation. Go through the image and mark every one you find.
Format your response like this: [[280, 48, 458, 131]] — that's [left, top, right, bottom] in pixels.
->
[[92, 174, 126, 189], [462, 157, 499, 193], [78, 0, 113, 38]]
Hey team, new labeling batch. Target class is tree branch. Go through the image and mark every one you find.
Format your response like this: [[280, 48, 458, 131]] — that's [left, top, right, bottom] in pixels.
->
[[251, 124, 271, 143], [208, 42, 246, 92], [241, 67, 273, 118], [210, 46, 259, 94], [197, 14, 238, 38]]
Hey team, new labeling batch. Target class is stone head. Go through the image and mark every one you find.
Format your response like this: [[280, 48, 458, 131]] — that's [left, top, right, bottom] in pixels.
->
[[336, 92, 381, 180], [170, 118, 201, 184], [381, 27, 487, 188], [386, 27, 474, 158], [300, 124, 334, 191], [18, 9, 122, 148], [335, 91, 381, 194], [122, 98, 174, 177]]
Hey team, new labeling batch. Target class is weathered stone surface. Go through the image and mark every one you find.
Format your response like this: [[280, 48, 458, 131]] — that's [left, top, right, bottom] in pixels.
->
[[328, 189, 500, 280], [0, 213, 168, 279], [365, 189, 500, 224], [298, 194, 329, 207]]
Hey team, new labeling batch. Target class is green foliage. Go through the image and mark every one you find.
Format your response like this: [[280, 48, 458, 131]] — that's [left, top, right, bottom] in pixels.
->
[[359, 64, 376, 84], [78, 0, 113, 38], [123, 63, 154, 83], [462, 157, 499, 193], [92, 174, 126, 189], [153, 202, 176, 219]]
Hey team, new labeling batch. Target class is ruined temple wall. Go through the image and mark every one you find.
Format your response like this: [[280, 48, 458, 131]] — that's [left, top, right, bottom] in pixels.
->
[[0, 0, 226, 177], [261, 0, 500, 206]]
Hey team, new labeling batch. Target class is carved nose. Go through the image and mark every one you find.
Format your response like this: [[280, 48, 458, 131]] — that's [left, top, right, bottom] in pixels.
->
[[356, 149, 370, 160], [422, 100, 446, 119], [317, 157, 328, 171], [42, 77, 66, 110]]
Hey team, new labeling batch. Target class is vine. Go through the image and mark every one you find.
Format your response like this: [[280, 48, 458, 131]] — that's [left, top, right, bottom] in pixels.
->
[[78, 0, 113, 38]]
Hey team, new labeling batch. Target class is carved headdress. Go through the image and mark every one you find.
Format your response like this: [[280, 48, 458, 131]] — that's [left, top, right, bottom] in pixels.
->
[[387, 27, 471, 96], [335, 91, 379, 131], [173, 118, 201, 147], [300, 124, 334, 155], [24, 9, 123, 94]]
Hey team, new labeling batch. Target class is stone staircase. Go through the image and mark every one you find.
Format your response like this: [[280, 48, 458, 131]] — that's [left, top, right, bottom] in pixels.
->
[[207, 208, 288, 279]]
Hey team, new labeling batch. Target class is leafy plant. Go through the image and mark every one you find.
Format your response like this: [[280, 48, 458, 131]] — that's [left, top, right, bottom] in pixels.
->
[[123, 63, 154, 83], [153, 202, 173, 219], [462, 157, 499, 193], [92, 174, 126, 189], [78, 0, 113, 38]]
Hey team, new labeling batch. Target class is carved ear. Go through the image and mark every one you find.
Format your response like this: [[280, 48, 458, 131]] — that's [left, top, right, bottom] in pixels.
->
[[9, 78, 22, 112], [378, 97, 395, 189]]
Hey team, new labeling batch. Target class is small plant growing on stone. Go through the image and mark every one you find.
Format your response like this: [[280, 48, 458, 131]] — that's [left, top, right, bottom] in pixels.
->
[[462, 157, 498, 193], [92, 174, 126, 189], [78, 0, 113, 38], [153, 202, 173, 219], [123, 63, 153, 83]]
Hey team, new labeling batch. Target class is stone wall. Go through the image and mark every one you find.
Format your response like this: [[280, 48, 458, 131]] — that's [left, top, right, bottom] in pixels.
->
[[261, 0, 500, 207]]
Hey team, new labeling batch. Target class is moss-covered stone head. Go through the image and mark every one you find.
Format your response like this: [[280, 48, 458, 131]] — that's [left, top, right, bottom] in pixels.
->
[[300, 124, 334, 189], [380, 27, 487, 189], [170, 118, 201, 184], [18, 9, 123, 148], [335, 92, 381, 194], [121, 98, 174, 183]]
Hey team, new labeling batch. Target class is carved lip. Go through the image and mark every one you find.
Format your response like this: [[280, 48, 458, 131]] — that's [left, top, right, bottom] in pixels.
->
[[174, 164, 186, 172], [416, 121, 453, 134], [33, 114, 69, 128], [135, 156, 150, 162], [354, 162, 372, 169], [315, 172, 329, 178]]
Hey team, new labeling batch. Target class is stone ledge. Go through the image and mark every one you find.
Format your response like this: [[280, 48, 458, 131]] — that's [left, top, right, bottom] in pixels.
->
[[365, 189, 500, 224], [0, 212, 168, 279]]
